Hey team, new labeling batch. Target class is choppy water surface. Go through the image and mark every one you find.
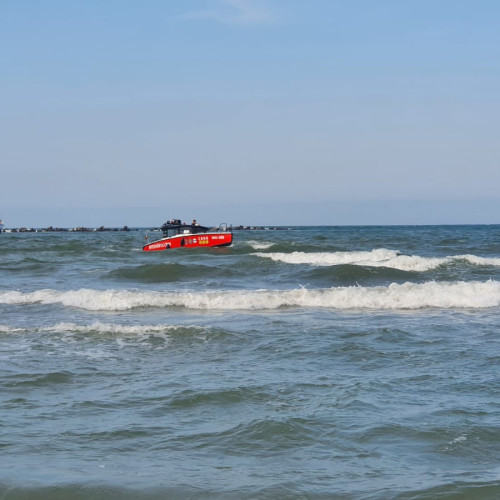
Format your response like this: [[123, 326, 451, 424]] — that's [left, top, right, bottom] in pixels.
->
[[1, 225, 500, 499]]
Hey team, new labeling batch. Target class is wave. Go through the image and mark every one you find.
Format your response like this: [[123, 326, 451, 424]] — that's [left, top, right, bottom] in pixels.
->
[[0, 321, 204, 336], [246, 240, 275, 250], [1, 280, 500, 311], [254, 249, 500, 272], [0, 483, 212, 500], [1, 481, 499, 500], [388, 481, 500, 500], [107, 263, 224, 283], [303, 264, 419, 284]]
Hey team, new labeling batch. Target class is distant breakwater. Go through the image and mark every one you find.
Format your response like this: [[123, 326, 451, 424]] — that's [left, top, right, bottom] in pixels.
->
[[2, 225, 295, 233], [3, 226, 133, 233]]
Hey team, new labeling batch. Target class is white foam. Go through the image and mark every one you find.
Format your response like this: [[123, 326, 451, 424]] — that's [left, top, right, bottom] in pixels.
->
[[1, 281, 500, 311], [46, 321, 194, 335], [0, 324, 25, 334], [455, 254, 500, 267], [449, 435, 467, 445], [247, 240, 274, 250], [254, 249, 500, 272], [0, 322, 198, 337]]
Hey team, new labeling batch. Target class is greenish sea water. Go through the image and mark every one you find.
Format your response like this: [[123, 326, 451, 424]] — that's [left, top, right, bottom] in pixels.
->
[[1, 225, 500, 499]]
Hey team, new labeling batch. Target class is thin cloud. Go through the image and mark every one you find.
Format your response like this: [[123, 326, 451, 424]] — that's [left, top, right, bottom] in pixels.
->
[[184, 0, 274, 26]]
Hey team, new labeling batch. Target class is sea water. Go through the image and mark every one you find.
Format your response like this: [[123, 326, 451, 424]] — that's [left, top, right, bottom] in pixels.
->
[[1, 225, 500, 499]]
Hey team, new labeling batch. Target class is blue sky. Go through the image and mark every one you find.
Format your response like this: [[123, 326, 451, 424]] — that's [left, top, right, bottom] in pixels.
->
[[1, 0, 499, 227]]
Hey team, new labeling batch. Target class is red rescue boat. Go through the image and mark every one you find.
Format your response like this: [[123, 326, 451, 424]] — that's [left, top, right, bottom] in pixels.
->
[[143, 219, 233, 252]]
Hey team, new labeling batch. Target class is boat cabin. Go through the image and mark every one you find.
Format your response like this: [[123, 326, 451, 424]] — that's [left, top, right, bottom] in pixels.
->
[[160, 219, 210, 238]]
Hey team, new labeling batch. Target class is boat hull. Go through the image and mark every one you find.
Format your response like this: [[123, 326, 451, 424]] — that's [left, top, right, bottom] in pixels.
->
[[143, 232, 232, 251]]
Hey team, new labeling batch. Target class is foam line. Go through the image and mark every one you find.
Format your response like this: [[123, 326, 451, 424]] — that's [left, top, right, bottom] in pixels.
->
[[254, 249, 500, 272], [1, 281, 500, 311]]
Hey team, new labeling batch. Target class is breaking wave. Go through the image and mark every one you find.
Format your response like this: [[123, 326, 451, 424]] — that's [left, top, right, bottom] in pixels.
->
[[2, 280, 500, 311], [246, 240, 275, 250], [254, 249, 500, 272]]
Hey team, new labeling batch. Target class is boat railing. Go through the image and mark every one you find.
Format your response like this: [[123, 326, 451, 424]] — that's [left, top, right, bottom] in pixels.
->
[[214, 223, 232, 233]]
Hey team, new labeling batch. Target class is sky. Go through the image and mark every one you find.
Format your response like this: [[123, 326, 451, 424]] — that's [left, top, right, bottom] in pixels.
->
[[1, 0, 500, 227]]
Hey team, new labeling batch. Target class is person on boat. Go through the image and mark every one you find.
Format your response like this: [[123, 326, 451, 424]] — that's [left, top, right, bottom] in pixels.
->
[[192, 219, 199, 226]]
